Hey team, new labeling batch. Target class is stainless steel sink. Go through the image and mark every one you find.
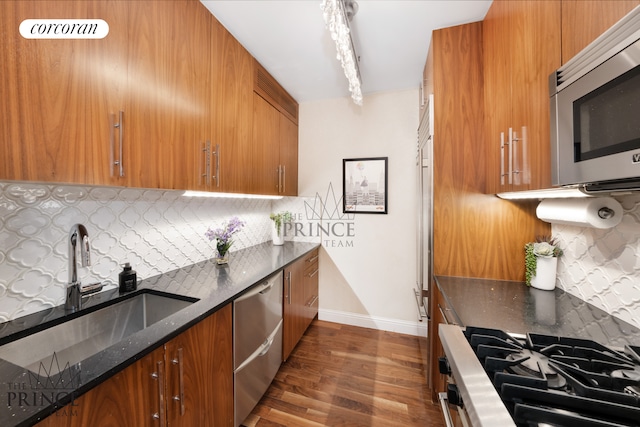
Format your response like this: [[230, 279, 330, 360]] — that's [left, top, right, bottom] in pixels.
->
[[0, 291, 195, 375]]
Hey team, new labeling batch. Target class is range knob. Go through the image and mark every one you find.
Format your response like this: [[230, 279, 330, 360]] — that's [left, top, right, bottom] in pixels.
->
[[447, 383, 464, 407], [438, 357, 451, 375]]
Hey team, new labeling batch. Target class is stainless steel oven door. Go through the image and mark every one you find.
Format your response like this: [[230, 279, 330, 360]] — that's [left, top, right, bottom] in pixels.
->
[[438, 324, 516, 427]]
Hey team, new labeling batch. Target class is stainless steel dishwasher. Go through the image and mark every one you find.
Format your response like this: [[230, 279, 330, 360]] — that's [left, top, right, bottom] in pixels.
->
[[233, 270, 283, 427]]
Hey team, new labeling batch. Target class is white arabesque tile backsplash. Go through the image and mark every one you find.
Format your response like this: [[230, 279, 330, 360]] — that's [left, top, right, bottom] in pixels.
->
[[555, 194, 640, 329], [0, 181, 315, 322]]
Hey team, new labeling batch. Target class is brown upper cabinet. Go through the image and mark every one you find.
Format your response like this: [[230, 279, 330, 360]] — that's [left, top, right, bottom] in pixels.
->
[[483, 0, 561, 194], [561, 0, 640, 63], [206, 21, 255, 194], [483, 0, 640, 195], [251, 61, 299, 196], [1, 0, 298, 196], [1, 1, 100, 185]]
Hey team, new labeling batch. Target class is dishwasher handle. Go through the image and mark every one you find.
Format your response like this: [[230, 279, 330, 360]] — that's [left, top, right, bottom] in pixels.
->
[[235, 319, 282, 373], [235, 275, 278, 303]]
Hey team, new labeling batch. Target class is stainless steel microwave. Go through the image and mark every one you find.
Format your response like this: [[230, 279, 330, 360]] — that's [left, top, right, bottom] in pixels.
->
[[550, 6, 640, 192]]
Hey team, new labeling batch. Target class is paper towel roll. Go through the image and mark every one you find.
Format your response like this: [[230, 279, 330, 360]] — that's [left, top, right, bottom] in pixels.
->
[[536, 197, 623, 229]]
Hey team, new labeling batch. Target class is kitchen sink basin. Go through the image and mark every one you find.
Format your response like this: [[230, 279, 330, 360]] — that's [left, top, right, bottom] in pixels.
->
[[0, 291, 195, 376]]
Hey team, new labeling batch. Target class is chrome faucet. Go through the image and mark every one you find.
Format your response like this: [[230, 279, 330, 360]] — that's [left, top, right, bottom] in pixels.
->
[[66, 224, 91, 311]]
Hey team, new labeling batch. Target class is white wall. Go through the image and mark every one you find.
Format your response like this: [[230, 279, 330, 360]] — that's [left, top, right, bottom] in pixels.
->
[[298, 89, 422, 335], [555, 194, 640, 329]]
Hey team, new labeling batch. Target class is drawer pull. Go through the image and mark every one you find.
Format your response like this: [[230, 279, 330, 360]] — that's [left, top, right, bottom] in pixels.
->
[[307, 269, 319, 278], [306, 255, 319, 263], [171, 348, 185, 416], [307, 295, 318, 307], [151, 360, 166, 424]]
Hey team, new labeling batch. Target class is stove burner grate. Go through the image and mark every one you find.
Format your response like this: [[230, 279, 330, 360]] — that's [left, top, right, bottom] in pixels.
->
[[464, 326, 640, 427]]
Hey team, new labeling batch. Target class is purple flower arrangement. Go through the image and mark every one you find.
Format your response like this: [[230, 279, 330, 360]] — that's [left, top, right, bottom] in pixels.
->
[[205, 216, 245, 258]]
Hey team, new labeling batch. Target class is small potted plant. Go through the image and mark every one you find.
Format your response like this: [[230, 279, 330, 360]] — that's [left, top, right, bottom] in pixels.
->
[[525, 236, 563, 290], [269, 211, 293, 245], [205, 216, 245, 264]]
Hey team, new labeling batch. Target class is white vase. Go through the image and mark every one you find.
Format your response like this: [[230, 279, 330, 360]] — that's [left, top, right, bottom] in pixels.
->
[[530, 256, 558, 291], [272, 222, 284, 245]]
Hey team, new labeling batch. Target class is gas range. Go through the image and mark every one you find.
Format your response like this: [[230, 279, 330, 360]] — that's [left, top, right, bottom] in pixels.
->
[[439, 324, 640, 427]]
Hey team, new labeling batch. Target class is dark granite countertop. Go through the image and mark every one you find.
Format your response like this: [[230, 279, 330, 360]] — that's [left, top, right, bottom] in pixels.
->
[[0, 241, 319, 427], [435, 276, 640, 349]]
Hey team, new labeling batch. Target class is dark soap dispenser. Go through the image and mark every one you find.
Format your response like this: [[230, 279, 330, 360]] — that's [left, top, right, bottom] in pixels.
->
[[119, 262, 137, 293]]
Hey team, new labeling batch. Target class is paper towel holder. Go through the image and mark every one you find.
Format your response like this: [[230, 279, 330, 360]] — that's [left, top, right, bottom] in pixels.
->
[[598, 207, 615, 219]]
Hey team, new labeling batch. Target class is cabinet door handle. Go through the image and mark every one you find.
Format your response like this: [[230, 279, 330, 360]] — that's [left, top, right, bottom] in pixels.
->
[[508, 127, 513, 185], [500, 132, 506, 186], [110, 111, 125, 177], [200, 141, 210, 186], [512, 130, 521, 185], [151, 360, 166, 425], [171, 348, 185, 416], [276, 165, 283, 193], [212, 143, 220, 188], [281, 164, 286, 194], [287, 271, 292, 305]]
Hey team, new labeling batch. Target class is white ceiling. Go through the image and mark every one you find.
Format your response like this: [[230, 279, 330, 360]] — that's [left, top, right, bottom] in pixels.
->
[[201, 0, 492, 103]]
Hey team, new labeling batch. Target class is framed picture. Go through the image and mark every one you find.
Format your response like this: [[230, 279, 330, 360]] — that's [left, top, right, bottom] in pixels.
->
[[343, 157, 388, 214]]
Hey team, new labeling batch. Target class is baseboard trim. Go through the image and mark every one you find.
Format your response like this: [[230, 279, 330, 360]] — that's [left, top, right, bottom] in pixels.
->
[[318, 308, 428, 337]]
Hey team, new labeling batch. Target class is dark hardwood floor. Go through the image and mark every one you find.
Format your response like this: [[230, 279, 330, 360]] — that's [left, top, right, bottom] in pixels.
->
[[242, 320, 445, 427]]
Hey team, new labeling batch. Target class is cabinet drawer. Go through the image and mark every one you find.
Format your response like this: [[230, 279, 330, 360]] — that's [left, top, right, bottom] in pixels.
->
[[303, 249, 319, 274]]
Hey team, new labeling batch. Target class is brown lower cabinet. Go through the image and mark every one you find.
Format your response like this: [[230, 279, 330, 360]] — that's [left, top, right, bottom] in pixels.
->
[[283, 248, 320, 360], [36, 304, 233, 427]]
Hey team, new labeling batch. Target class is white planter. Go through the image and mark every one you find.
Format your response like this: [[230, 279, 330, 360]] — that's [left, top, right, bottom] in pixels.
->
[[272, 222, 284, 245], [530, 256, 558, 291]]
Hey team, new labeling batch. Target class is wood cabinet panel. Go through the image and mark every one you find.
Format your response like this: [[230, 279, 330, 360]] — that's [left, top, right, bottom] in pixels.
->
[[165, 304, 233, 427], [0, 1, 91, 184], [125, 0, 210, 190], [561, 0, 640, 63], [210, 22, 254, 193], [283, 259, 305, 361], [302, 249, 319, 324], [483, 0, 560, 193], [510, 0, 560, 191], [279, 115, 299, 196], [84, 1, 130, 187], [483, 0, 512, 194], [431, 22, 550, 280], [34, 346, 165, 427], [251, 94, 281, 195]]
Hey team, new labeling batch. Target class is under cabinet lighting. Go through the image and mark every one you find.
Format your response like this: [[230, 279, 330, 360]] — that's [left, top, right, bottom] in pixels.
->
[[182, 191, 283, 200], [496, 187, 592, 200]]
